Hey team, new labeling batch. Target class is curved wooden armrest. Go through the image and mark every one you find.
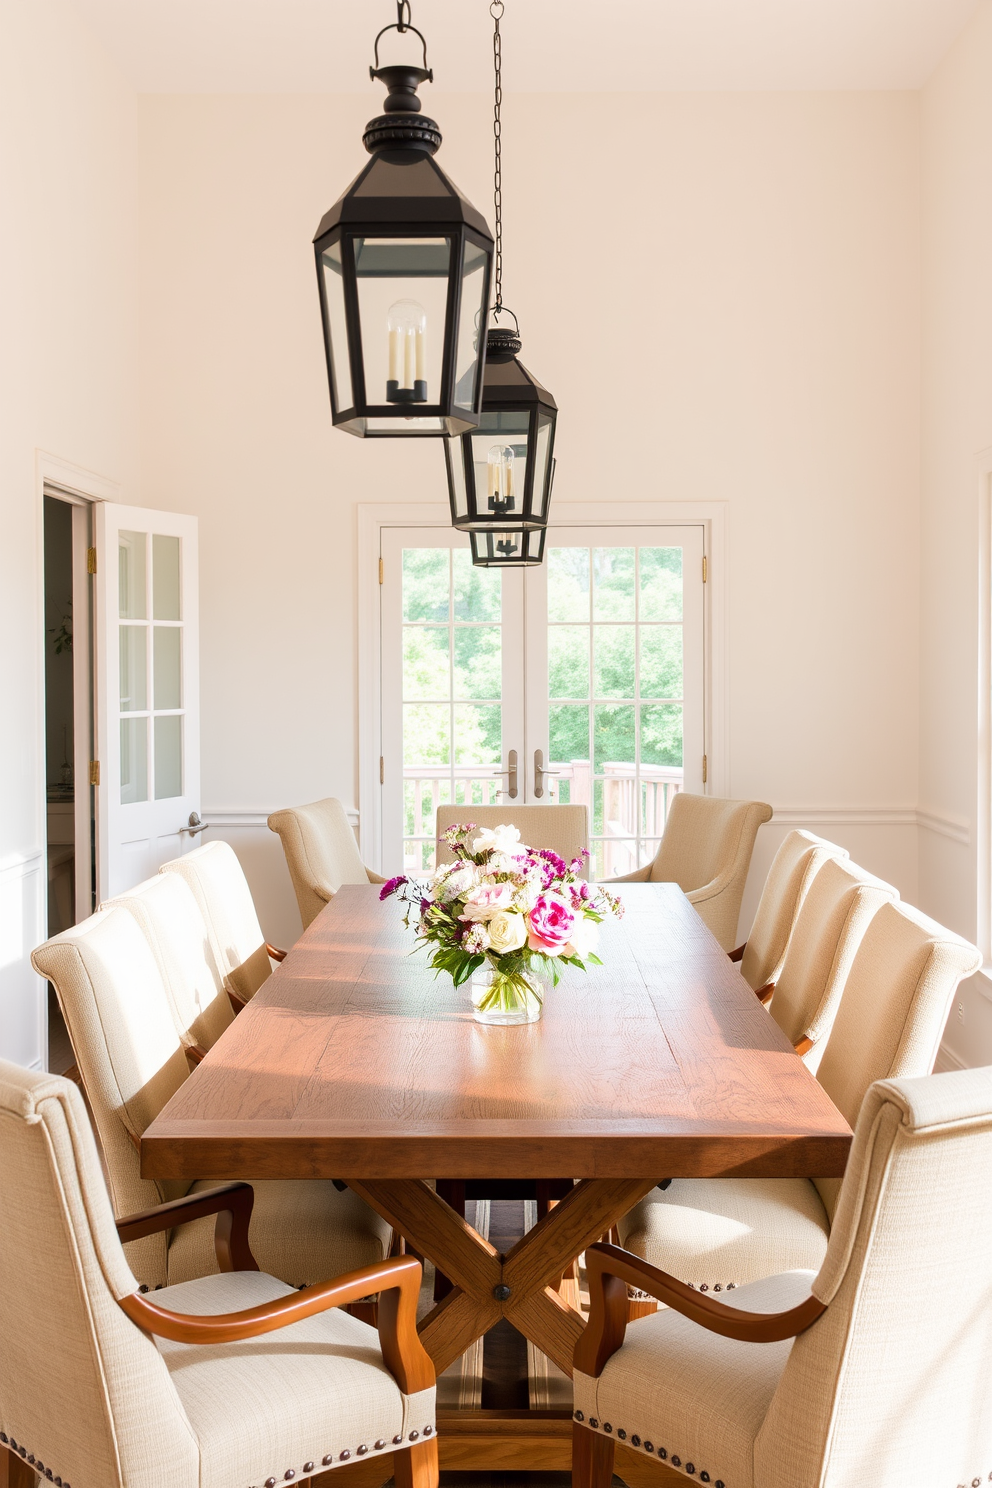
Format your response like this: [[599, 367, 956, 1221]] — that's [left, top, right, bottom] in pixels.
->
[[728, 943, 746, 962], [265, 942, 287, 962], [794, 1035, 814, 1057], [116, 1181, 258, 1274], [119, 1254, 433, 1392], [185, 1042, 208, 1067], [227, 987, 248, 1014], [576, 1243, 826, 1377], [755, 981, 775, 1005]]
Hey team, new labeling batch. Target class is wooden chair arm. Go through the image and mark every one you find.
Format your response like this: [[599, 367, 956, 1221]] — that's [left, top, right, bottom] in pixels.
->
[[794, 1035, 814, 1057], [116, 1181, 258, 1274], [119, 1254, 434, 1393], [575, 1243, 826, 1378], [227, 986, 248, 1014], [265, 942, 287, 962], [755, 981, 775, 1005], [728, 943, 746, 962], [185, 1042, 208, 1067]]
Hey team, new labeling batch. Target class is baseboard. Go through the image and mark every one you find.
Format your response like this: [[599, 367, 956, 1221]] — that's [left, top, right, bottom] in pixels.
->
[[933, 1044, 967, 1074]]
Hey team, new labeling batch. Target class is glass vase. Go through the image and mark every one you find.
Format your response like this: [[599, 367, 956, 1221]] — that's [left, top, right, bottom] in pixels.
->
[[470, 963, 543, 1025]]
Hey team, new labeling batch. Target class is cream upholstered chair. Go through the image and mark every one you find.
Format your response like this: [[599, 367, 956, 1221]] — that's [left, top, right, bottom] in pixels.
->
[[610, 793, 772, 950], [617, 899, 980, 1295], [763, 856, 897, 1061], [729, 829, 848, 992], [160, 839, 284, 1007], [103, 871, 236, 1056], [0, 1059, 437, 1488], [268, 797, 386, 929], [31, 908, 390, 1290], [435, 804, 590, 874], [573, 1067, 992, 1488]]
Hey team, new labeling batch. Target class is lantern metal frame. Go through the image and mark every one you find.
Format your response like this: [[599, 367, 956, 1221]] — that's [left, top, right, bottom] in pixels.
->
[[313, 7, 494, 438]]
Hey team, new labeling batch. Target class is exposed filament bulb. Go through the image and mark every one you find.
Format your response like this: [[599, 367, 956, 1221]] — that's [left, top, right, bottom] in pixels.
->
[[386, 299, 427, 404], [487, 445, 515, 511]]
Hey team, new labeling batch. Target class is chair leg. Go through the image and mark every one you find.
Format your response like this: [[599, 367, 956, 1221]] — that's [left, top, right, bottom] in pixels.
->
[[1, 1445, 37, 1488], [572, 1423, 614, 1488], [393, 1437, 439, 1488]]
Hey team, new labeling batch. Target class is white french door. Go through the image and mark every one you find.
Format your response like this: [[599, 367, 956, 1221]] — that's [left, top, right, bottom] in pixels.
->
[[94, 503, 200, 899], [378, 524, 704, 878]]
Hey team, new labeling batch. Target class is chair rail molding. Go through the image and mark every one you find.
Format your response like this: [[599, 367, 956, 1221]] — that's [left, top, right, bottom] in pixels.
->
[[202, 808, 360, 829]]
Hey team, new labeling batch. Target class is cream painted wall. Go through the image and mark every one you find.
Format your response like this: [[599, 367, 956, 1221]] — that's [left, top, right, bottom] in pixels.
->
[[920, 0, 992, 1067], [136, 90, 922, 945], [0, 1, 137, 1065]]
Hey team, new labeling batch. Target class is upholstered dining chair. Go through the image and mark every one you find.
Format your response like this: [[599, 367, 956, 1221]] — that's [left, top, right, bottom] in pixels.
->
[[760, 856, 898, 1061], [609, 794, 772, 950], [435, 804, 590, 873], [729, 829, 848, 992], [159, 839, 285, 1007], [268, 797, 386, 929], [0, 1059, 437, 1488], [617, 899, 980, 1296], [573, 1067, 992, 1488], [32, 907, 391, 1290]]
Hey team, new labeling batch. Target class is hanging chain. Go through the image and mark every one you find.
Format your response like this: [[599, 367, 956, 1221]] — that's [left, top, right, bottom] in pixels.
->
[[491, 0, 504, 315], [396, 0, 410, 32]]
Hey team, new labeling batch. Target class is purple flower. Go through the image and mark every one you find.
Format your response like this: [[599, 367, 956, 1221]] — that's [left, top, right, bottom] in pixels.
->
[[537, 848, 568, 879], [379, 874, 408, 900]]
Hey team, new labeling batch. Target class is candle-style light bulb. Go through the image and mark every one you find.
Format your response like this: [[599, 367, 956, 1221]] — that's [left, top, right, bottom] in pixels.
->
[[386, 299, 427, 405], [487, 445, 515, 512]]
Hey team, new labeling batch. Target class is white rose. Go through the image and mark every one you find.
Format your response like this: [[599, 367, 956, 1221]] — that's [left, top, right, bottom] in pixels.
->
[[434, 862, 477, 902], [565, 915, 600, 959], [486, 910, 528, 954], [472, 824, 527, 858]]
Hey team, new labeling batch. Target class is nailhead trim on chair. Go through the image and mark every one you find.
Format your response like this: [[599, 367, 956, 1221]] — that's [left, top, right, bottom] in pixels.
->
[[1, 1431, 70, 1486], [252, 1428, 433, 1485], [685, 1282, 736, 1292], [573, 1413, 723, 1486]]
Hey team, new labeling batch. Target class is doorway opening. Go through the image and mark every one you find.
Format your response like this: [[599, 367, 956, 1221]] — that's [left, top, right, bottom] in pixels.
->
[[42, 489, 95, 1073]]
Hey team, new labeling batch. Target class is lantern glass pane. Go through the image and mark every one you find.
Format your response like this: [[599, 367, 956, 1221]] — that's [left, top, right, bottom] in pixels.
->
[[469, 411, 530, 523], [320, 240, 353, 412], [353, 237, 451, 409], [533, 410, 554, 524], [453, 240, 489, 411], [445, 437, 469, 524]]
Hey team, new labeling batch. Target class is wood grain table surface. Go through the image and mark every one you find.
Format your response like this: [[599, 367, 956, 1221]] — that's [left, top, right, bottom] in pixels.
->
[[141, 881, 852, 1184]]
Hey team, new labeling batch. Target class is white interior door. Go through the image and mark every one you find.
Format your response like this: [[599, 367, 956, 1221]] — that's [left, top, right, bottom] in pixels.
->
[[94, 503, 200, 899]]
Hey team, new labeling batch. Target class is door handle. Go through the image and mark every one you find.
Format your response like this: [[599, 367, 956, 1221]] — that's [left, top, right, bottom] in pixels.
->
[[533, 749, 560, 800], [493, 749, 518, 800], [179, 811, 209, 838]]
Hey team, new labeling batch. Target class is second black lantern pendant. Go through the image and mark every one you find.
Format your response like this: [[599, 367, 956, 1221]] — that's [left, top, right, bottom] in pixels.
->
[[446, 0, 558, 567]]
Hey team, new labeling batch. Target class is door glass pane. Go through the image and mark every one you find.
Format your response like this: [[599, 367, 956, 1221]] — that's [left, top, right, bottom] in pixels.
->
[[453, 704, 501, 765], [453, 628, 501, 699], [403, 628, 449, 700], [153, 535, 181, 620], [120, 717, 147, 804], [154, 715, 183, 799], [153, 627, 182, 709], [548, 543, 687, 877], [119, 626, 147, 711], [403, 549, 449, 621], [453, 549, 500, 621], [119, 532, 146, 619]]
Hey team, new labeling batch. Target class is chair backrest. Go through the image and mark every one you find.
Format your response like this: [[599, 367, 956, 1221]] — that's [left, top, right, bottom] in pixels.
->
[[757, 1068, 992, 1487], [104, 871, 234, 1051], [766, 856, 896, 1050], [649, 793, 772, 948], [0, 1059, 198, 1488], [739, 829, 849, 991], [811, 898, 981, 1220], [434, 805, 590, 876], [159, 839, 273, 1002], [31, 907, 192, 1283], [268, 797, 369, 928]]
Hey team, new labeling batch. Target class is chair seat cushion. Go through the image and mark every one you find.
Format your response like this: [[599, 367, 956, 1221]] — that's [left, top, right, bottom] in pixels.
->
[[618, 1178, 830, 1290], [166, 1179, 392, 1288], [155, 1270, 435, 1488], [574, 1270, 815, 1488]]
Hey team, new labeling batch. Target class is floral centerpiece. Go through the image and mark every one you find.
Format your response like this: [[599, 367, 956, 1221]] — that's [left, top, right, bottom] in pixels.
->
[[380, 822, 624, 1024]]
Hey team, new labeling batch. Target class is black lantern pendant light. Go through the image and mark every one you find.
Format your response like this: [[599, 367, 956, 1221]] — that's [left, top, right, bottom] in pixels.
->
[[447, 0, 559, 566], [313, 3, 494, 438]]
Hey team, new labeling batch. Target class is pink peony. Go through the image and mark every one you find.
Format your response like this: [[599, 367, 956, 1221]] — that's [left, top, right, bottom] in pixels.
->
[[526, 893, 575, 955]]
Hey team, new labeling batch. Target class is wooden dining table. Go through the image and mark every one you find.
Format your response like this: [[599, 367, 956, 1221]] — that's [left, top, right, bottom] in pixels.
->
[[141, 881, 852, 1486]]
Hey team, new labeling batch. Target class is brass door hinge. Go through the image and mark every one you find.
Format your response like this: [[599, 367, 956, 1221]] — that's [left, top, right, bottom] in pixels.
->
[[379, 756, 384, 784], [378, 557, 384, 585], [89, 760, 100, 786], [702, 754, 708, 785], [87, 547, 97, 574], [702, 555, 707, 583]]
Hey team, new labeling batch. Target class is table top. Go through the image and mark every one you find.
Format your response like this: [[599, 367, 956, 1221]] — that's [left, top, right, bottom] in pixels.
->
[[141, 882, 852, 1182]]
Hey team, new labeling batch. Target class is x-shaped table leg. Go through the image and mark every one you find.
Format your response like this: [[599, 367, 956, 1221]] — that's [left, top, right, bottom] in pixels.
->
[[349, 1177, 657, 1376]]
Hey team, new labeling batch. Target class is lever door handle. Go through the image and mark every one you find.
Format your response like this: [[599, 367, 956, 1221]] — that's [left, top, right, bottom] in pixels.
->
[[533, 749, 560, 799], [179, 811, 209, 838], [492, 749, 518, 800]]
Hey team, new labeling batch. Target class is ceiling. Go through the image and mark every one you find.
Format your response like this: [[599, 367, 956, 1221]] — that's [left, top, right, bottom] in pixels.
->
[[72, 0, 981, 94]]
